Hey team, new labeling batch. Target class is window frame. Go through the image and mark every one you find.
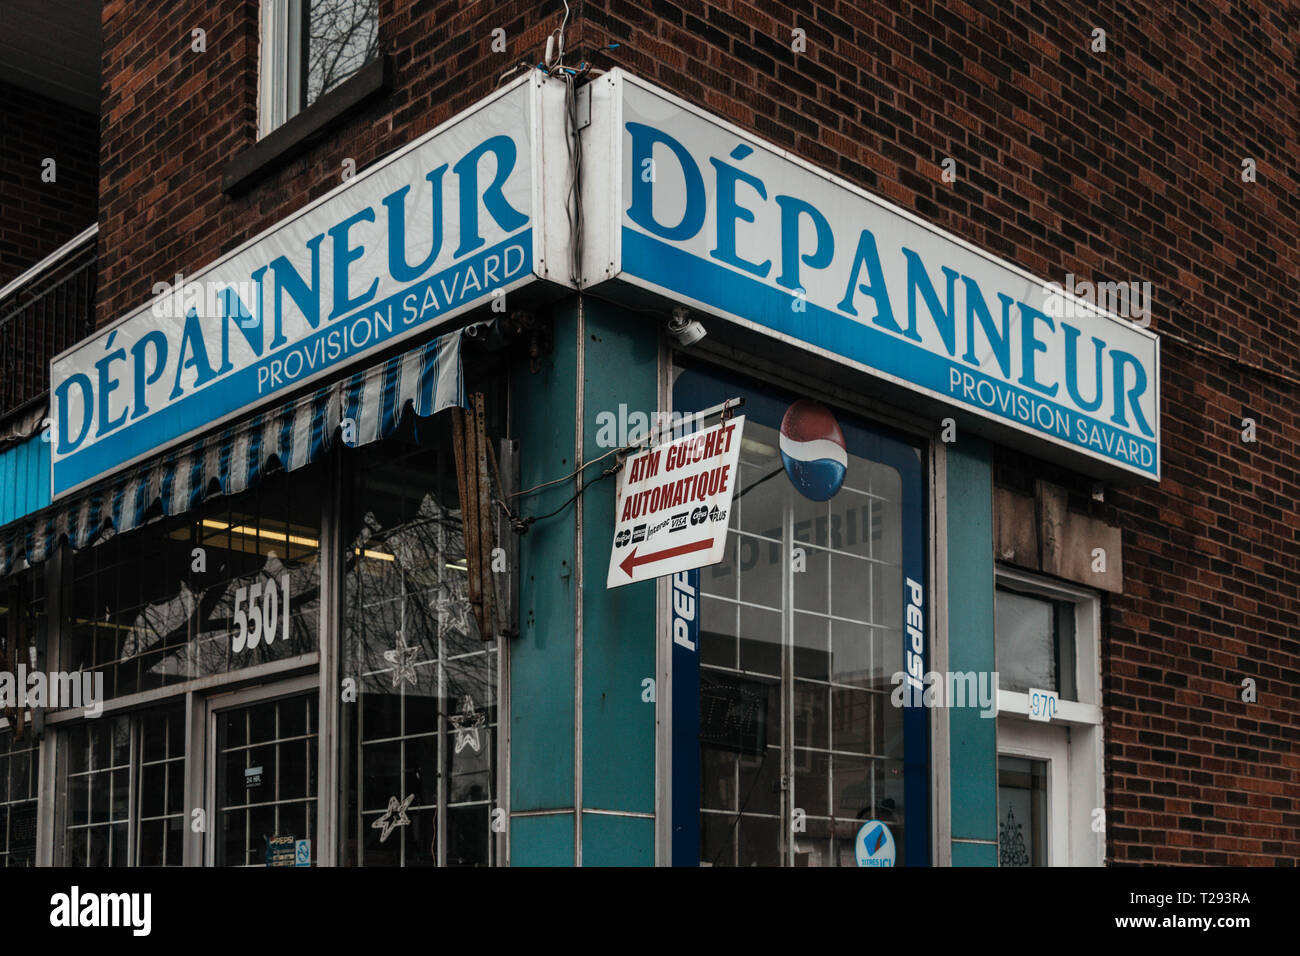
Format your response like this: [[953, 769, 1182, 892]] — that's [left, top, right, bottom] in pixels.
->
[[258, 0, 308, 139], [0, 724, 40, 866], [993, 567, 1101, 724], [993, 565, 1105, 866]]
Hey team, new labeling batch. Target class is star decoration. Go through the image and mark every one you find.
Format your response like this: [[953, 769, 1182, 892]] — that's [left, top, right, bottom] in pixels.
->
[[383, 630, 421, 688], [432, 580, 474, 637], [449, 694, 485, 754], [371, 793, 415, 843]]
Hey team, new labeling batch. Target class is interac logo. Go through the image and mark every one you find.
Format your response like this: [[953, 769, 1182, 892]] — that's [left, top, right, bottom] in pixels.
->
[[49, 887, 151, 936]]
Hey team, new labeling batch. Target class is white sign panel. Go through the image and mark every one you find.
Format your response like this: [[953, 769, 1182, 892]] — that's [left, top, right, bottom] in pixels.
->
[[607, 417, 744, 588], [1027, 687, 1059, 722], [50, 73, 570, 499], [587, 71, 1160, 480]]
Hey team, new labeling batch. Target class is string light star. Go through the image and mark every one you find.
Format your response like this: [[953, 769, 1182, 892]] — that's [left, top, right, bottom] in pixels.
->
[[383, 630, 421, 688], [371, 793, 415, 843], [449, 694, 485, 754], [432, 580, 474, 637]]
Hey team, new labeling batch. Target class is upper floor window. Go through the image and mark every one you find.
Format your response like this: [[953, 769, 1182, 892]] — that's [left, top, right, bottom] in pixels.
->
[[259, 0, 380, 137]]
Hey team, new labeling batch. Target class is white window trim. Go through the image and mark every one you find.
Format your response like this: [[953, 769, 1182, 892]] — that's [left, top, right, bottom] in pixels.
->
[[994, 565, 1105, 866], [258, 0, 305, 139]]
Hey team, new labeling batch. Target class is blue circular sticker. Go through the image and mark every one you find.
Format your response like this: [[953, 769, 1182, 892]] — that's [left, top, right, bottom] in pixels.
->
[[855, 820, 896, 867]]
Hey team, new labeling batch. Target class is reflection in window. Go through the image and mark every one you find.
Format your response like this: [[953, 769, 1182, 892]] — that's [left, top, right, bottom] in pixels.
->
[[305, 0, 381, 105], [261, 0, 381, 134], [60, 464, 323, 702], [995, 587, 1076, 697], [341, 417, 498, 866], [696, 411, 909, 867]]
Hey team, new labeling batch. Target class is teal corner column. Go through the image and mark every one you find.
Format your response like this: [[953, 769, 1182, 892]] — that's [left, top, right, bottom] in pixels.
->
[[509, 303, 578, 865], [578, 297, 657, 866], [945, 438, 998, 866], [507, 296, 658, 866]]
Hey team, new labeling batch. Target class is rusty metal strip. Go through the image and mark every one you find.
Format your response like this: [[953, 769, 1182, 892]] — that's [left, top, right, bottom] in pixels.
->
[[472, 392, 496, 642], [451, 405, 484, 642]]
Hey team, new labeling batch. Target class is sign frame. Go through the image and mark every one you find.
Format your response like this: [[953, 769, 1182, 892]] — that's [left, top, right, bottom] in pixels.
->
[[50, 71, 572, 500], [606, 415, 744, 588], [583, 69, 1162, 482]]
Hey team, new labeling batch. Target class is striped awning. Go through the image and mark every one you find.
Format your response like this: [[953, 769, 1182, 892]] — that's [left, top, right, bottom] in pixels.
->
[[0, 328, 464, 577]]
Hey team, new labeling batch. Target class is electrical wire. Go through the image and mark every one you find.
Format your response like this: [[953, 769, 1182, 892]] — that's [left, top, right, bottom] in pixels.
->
[[506, 443, 625, 501], [551, 0, 570, 69], [733, 465, 783, 503], [515, 458, 621, 527]]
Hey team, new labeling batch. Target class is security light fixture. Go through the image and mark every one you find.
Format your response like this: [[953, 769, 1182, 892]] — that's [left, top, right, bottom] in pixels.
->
[[668, 307, 706, 347]]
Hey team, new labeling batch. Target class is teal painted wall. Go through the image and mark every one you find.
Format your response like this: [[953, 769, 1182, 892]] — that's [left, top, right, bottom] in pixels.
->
[[951, 840, 997, 866], [508, 296, 659, 866], [945, 438, 998, 864], [0, 434, 50, 528], [579, 298, 658, 861], [510, 304, 578, 862], [581, 813, 654, 867], [510, 813, 577, 867]]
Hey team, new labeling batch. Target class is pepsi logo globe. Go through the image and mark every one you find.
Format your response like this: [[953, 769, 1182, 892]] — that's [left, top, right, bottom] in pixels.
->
[[779, 399, 847, 501]]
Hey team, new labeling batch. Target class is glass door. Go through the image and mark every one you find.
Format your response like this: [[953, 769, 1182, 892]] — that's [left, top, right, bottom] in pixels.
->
[[997, 720, 1069, 865], [673, 362, 928, 866], [209, 684, 319, 867]]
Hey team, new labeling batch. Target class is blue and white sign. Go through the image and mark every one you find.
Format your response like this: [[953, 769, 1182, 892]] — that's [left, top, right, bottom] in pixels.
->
[[1027, 686, 1059, 722], [589, 71, 1160, 480], [50, 73, 570, 498], [855, 820, 897, 868]]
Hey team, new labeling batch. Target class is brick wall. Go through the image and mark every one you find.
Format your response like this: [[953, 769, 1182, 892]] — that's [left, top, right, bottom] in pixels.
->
[[93, 0, 1300, 864], [96, 0, 554, 326], [0, 81, 98, 287]]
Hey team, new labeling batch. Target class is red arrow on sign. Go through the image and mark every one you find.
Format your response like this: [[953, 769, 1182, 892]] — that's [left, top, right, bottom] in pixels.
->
[[619, 538, 713, 578]]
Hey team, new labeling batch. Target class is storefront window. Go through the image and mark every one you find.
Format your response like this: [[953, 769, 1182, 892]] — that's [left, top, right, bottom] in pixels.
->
[[0, 730, 39, 866], [58, 714, 132, 866], [59, 463, 324, 699], [55, 703, 186, 866], [340, 416, 499, 866], [136, 705, 187, 866], [995, 586, 1077, 698], [674, 362, 927, 866]]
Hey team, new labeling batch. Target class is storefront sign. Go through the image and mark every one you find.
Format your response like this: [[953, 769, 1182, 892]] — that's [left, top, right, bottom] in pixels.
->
[[670, 568, 701, 867], [50, 74, 568, 499], [266, 835, 296, 866], [606, 417, 744, 587], [855, 820, 897, 867], [589, 71, 1161, 480]]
